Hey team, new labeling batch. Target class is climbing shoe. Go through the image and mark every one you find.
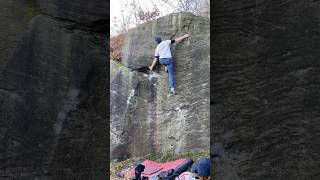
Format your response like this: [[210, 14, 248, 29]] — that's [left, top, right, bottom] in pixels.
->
[[170, 88, 175, 95], [164, 66, 168, 73]]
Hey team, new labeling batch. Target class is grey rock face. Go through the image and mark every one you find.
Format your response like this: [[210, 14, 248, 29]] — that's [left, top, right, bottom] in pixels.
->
[[37, 0, 108, 32], [0, 0, 38, 73], [122, 12, 209, 69], [212, 1, 320, 179], [0, 1, 107, 179], [110, 13, 210, 160]]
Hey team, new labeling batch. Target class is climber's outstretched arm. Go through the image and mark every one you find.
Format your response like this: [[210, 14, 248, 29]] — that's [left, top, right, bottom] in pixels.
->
[[174, 34, 189, 44], [149, 58, 158, 70]]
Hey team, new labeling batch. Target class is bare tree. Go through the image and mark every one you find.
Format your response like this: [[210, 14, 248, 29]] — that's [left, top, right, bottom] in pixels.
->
[[116, 0, 161, 30], [136, 6, 160, 22], [158, 0, 203, 15], [199, 0, 210, 17], [111, 0, 209, 36], [111, 0, 142, 35]]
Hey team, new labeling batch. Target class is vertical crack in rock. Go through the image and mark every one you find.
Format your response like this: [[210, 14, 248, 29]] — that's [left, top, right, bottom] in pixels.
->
[[54, 88, 80, 137], [147, 73, 160, 154]]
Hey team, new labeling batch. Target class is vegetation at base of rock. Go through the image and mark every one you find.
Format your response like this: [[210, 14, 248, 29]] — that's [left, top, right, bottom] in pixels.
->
[[110, 158, 139, 178], [110, 60, 124, 75], [144, 149, 209, 162], [110, 33, 125, 61], [110, 149, 209, 178]]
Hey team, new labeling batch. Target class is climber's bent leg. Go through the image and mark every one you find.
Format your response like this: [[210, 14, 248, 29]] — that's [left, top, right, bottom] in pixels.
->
[[166, 60, 174, 89], [160, 58, 174, 89]]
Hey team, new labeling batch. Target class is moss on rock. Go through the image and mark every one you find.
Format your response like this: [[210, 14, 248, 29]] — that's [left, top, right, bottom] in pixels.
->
[[24, 0, 39, 22]]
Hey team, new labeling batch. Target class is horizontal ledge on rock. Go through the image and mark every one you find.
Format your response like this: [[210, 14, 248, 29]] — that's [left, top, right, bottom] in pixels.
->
[[38, 12, 107, 34]]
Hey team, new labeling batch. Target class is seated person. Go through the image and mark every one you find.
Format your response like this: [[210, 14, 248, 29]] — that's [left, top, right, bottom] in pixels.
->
[[124, 164, 147, 180], [178, 158, 210, 180]]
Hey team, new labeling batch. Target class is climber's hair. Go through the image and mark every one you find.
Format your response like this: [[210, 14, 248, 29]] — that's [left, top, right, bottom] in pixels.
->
[[155, 36, 162, 44]]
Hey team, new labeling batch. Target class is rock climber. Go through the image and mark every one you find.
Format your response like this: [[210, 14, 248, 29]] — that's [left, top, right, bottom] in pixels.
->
[[178, 158, 211, 180], [148, 34, 189, 95]]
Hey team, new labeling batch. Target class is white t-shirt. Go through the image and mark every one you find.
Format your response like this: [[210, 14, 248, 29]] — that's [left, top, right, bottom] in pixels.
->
[[154, 40, 174, 59]]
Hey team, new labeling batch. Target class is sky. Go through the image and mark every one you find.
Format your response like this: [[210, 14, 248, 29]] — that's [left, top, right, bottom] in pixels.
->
[[110, 0, 177, 36]]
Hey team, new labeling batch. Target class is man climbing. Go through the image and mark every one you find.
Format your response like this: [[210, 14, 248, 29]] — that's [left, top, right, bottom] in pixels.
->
[[149, 34, 189, 95]]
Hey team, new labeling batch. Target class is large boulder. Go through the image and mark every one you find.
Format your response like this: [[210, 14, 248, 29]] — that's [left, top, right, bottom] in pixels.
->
[[212, 0, 320, 179], [37, 0, 108, 32], [110, 12, 210, 160], [0, 0, 39, 73], [121, 12, 209, 69], [0, 1, 107, 179]]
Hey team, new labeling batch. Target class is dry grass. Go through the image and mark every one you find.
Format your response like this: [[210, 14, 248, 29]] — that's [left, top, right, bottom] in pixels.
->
[[110, 33, 125, 61]]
